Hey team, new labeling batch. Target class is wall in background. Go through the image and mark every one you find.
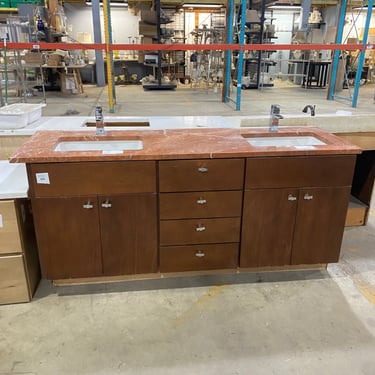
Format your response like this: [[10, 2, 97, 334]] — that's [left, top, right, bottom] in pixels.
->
[[64, 4, 140, 44]]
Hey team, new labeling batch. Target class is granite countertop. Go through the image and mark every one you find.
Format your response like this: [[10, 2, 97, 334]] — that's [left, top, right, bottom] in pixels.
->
[[10, 127, 361, 164], [0, 161, 28, 199]]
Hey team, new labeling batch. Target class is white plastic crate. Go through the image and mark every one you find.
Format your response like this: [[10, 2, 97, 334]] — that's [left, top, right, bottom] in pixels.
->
[[0, 103, 46, 130]]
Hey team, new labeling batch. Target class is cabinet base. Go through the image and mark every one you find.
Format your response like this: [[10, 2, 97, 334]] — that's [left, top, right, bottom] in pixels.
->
[[53, 264, 327, 286]]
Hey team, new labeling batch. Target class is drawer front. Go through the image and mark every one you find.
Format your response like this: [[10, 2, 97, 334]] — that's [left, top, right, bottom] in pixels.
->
[[245, 155, 356, 189], [28, 161, 157, 197], [160, 218, 241, 246], [160, 243, 239, 272], [159, 159, 245, 192], [0, 200, 22, 255], [159, 191, 243, 219], [0, 255, 30, 304]]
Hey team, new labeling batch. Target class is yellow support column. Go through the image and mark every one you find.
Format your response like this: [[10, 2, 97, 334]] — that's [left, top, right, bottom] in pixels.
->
[[102, 0, 115, 113]]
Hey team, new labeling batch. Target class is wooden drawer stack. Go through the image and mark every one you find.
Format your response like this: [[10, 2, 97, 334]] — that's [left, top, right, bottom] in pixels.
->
[[0, 199, 40, 304], [159, 159, 244, 272]]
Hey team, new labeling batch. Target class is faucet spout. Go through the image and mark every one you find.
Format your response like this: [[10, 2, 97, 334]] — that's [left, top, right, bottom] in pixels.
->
[[95, 105, 106, 135], [302, 104, 316, 117], [269, 104, 283, 132]]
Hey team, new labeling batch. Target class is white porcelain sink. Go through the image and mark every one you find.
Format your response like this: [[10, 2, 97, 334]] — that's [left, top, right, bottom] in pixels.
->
[[54, 140, 143, 153], [245, 135, 326, 149]]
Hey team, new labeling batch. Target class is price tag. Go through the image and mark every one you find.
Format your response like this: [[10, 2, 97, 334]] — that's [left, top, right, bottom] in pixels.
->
[[32, 44, 41, 50], [36, 172, 50, 184]]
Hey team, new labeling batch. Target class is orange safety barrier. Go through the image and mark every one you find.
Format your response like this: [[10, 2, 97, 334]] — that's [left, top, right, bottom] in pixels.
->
[[4, 42, 375, 52]]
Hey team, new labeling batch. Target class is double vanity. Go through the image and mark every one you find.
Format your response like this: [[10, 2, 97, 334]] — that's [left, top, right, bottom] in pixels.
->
[[9, 126, 361, 282]]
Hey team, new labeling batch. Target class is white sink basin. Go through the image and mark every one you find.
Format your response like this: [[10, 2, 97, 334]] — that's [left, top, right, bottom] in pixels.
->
[[54, 140, 143, 153], [245, 135, 326, 148]]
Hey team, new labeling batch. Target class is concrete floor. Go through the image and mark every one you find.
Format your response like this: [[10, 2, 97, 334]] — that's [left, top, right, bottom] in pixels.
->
[[21, 78, 375, 117], [1, 81, 375, 375]]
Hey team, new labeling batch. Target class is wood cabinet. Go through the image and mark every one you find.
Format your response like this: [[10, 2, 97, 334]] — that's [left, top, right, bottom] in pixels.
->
[[29, 161, 158, 280], [240, 156, 356, 268], [159, 159, 244, 273], [26, 154, 357, 281], [0, 199, 40, 304]]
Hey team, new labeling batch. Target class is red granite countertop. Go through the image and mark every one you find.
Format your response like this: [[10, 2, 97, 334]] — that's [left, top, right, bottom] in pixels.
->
[[9, 127, 361, 163]]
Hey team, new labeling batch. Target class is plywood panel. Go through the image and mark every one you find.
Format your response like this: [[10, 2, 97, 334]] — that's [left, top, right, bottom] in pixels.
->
[[0, 255, 29, 304], [0, 200, 22, 255]]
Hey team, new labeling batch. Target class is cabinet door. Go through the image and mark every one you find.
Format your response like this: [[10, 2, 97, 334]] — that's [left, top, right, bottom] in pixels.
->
[[31, 197, 102, 279], [240, 189, 298, 267], [291, 186, 351, 265], [100, 194, 158, 276]]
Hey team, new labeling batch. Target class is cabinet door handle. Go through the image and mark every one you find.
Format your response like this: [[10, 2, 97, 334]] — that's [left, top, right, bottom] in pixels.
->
[[288, 194, 297, 201], [101, 200, 112, 208], [197, 198, 207, 205], [195, 250, 205, 258], [198, 167, 208, 173], [83, 202, 94, 209], [304, 194, 314, 200], [196, 224, 206, 232]]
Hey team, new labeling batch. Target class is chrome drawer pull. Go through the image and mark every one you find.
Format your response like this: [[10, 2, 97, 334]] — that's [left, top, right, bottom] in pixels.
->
[[101, 200, 112, 208], [195, 250, 205, 258], [304, 194, 314, 200], [83, 203, 94, 209], [288, 194, 297, 201], [198, 167, 208, 173], [197, 198, 207, 205], [196, 225, 206, 232]]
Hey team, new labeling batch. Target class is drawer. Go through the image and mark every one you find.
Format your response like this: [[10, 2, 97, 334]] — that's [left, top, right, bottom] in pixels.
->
[[159, 159, 244, 192], [160, 243, 239, 272], [245, 156, 356, 189], [28, 161, 157, 197], [160, 217, 241, 246], [159, 191, 243, 219], [0, 200, 22, 255], [0, 255, 30, 304]]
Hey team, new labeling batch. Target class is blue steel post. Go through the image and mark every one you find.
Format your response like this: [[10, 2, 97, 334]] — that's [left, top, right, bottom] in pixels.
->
[[328, 0, 347, 100], [224, 0, 235, 102], [352, 0, 374, 107], [235, 0, 247, 111]]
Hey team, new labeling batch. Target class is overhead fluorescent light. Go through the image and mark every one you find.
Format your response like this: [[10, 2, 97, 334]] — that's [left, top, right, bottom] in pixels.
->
[[182, 3, 223, 9], [268, 5, 301, 10], [86, 0, 128, 7]]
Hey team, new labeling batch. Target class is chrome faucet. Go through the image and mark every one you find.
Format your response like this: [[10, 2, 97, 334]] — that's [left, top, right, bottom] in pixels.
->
[[302, 104, 316, 117], [269, 104, 284, 132], [95, 105, 105, 135]]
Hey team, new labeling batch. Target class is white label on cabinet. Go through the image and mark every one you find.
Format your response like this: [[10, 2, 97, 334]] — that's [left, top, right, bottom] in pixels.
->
[[36, 172, 50, 184], [0, 214, 3, 228]]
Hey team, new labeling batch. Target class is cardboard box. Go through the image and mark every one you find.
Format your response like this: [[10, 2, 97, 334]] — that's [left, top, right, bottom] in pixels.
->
[[138, 51, 144, 63], [24, 52, 44, 65], [142, 36, 155, 44], [139, 21, 157, 37], [246, 10, 260, 23], [47, 53, 62, 66], [141, 10, 157, 24], [60, 72, 77, 94]]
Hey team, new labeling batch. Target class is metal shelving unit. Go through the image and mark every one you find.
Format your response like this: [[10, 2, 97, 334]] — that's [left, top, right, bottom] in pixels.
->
[[142, 0, 177, 90]]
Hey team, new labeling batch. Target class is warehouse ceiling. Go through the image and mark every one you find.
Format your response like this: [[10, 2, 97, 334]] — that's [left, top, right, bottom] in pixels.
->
[[64, 0, 372, 10], [123, 0, 371, 9]]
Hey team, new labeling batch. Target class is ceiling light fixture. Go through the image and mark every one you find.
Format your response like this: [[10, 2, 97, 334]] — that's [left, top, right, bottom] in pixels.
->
[[268, 5, 301, 10], [85, 0, 128, 7], [182, 3, 223, 9]]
